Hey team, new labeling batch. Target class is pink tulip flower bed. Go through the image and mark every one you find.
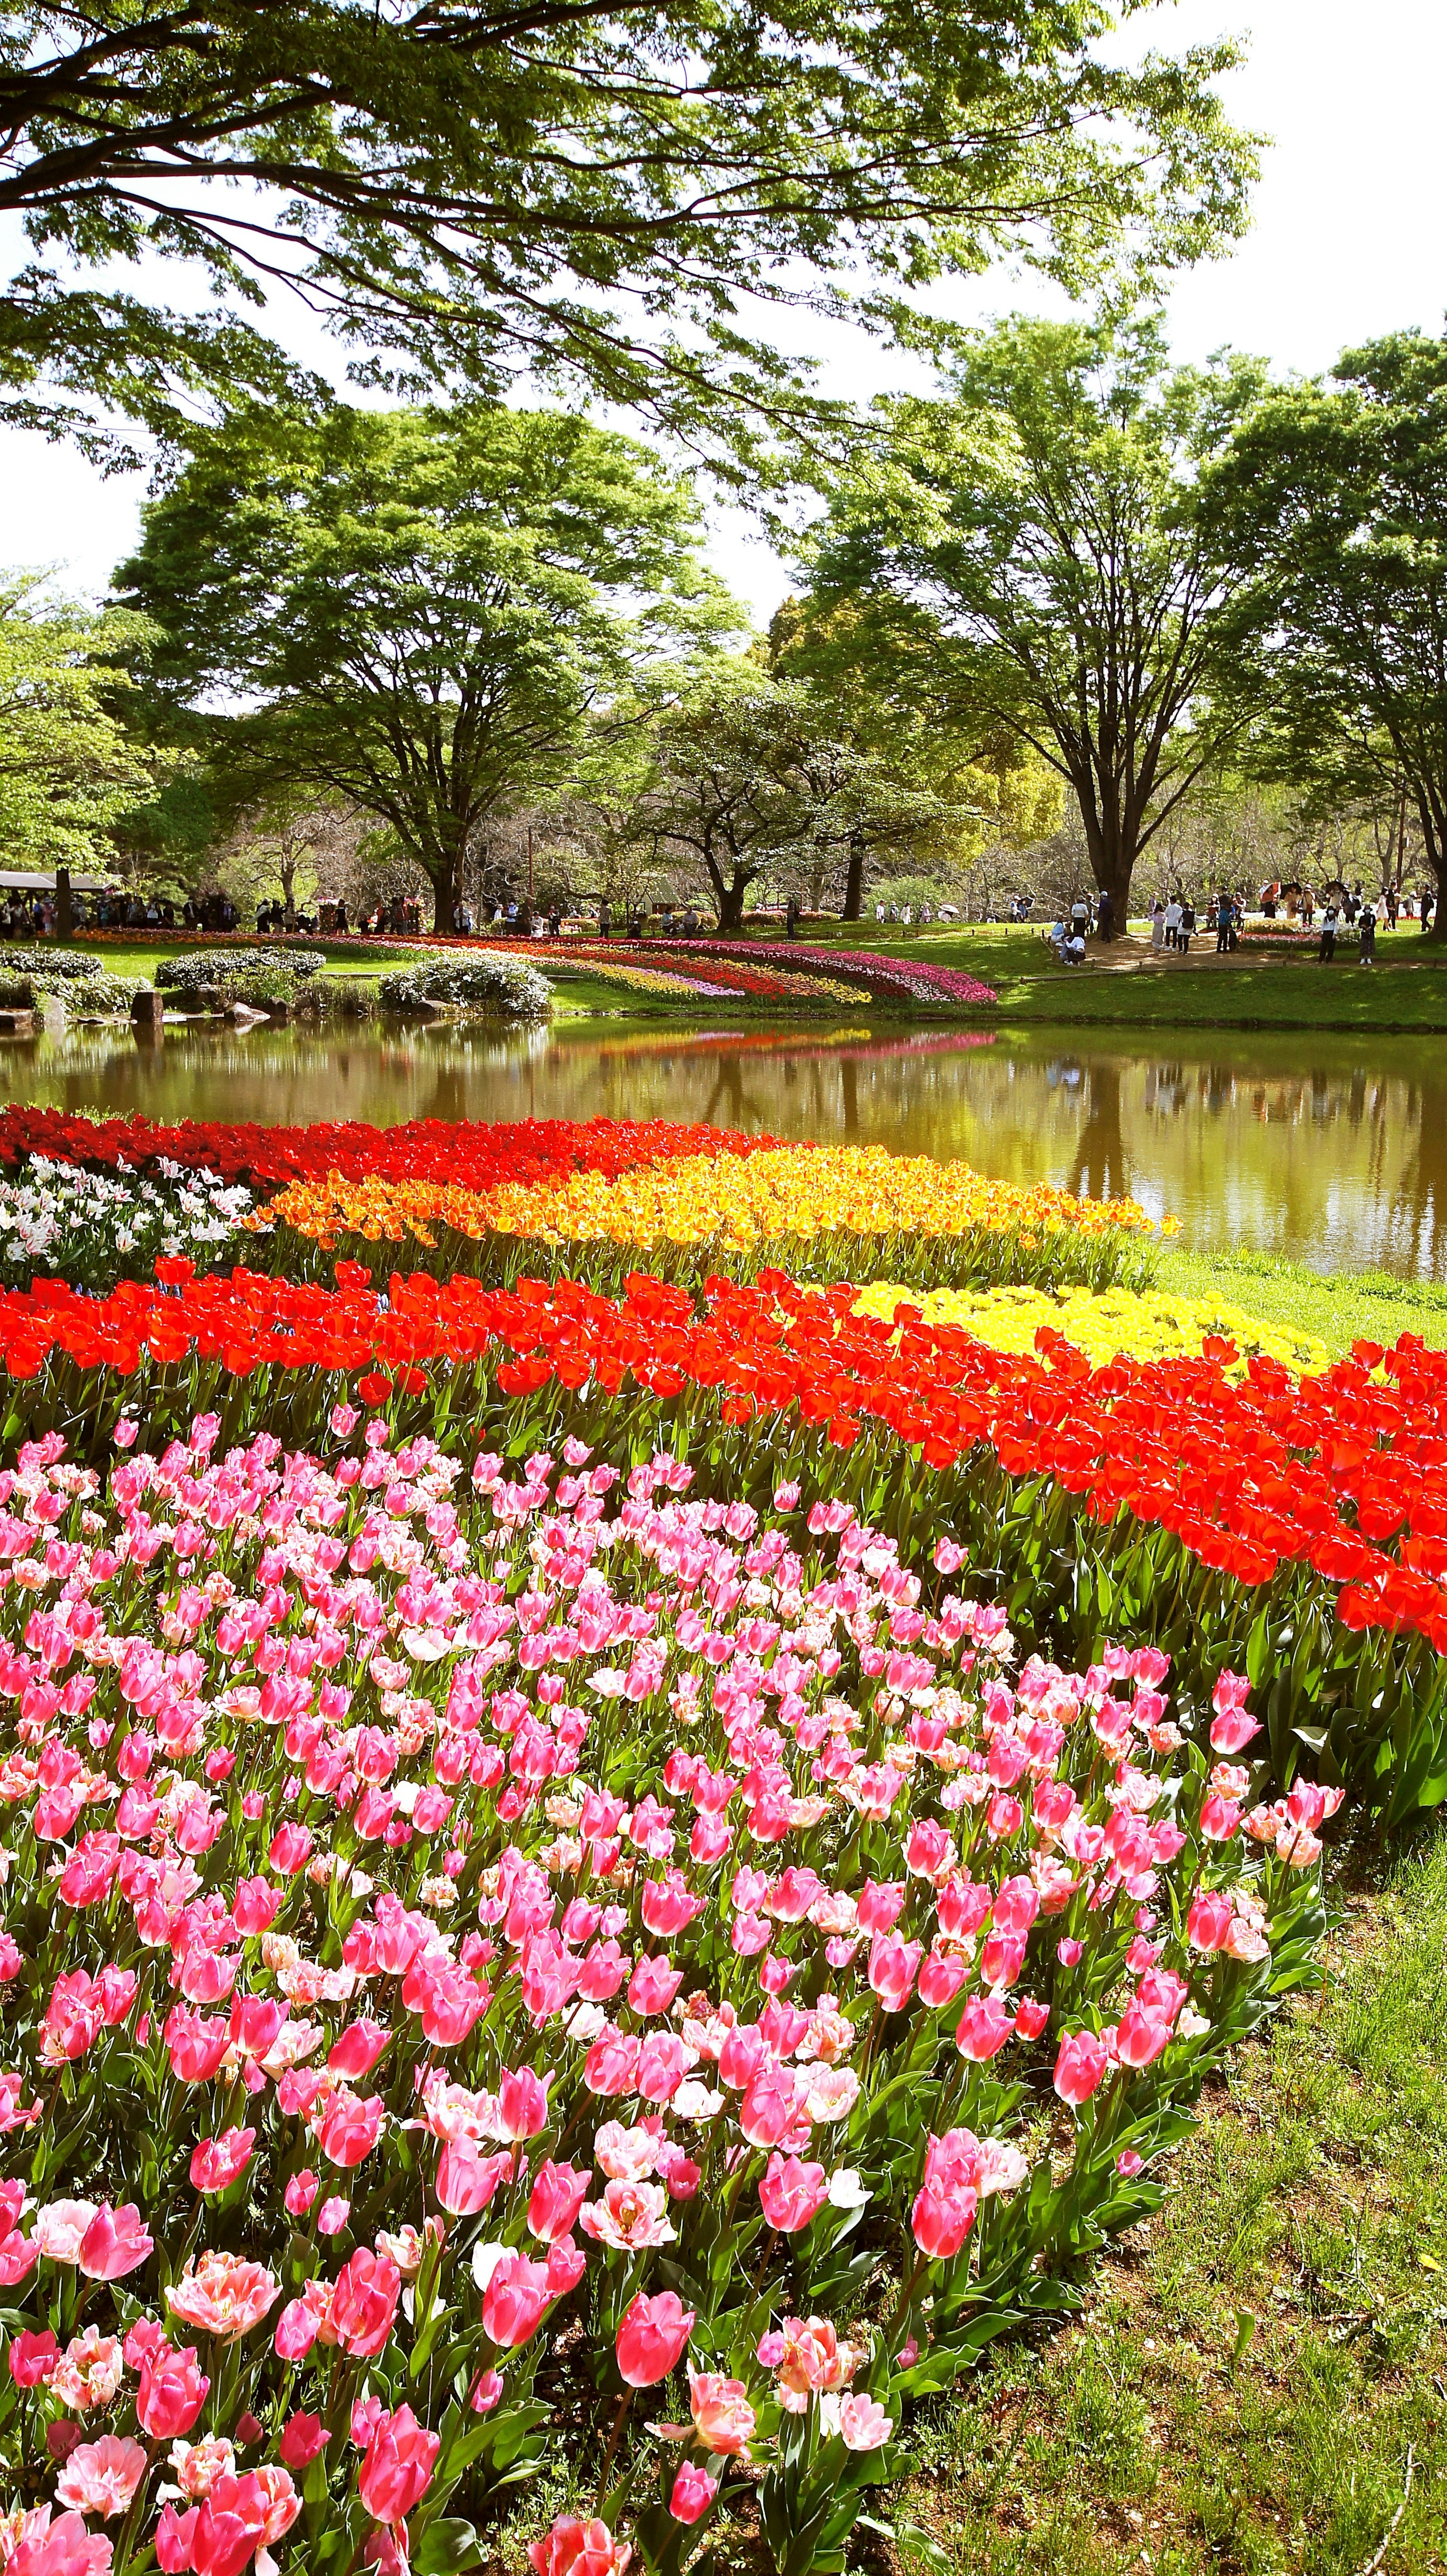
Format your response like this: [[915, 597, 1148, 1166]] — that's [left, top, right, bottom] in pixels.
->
[[0, 1410, 1339, 2576]]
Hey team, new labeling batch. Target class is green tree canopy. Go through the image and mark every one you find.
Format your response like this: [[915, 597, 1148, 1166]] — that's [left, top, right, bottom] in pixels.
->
[[1206, 329, 1447, 934], [0, 574, 151, 870], [804, 311, 1266, 930], [116, 400, 735, 928], [631, 660, 980, 927], [766, 591, 1058, 913], [0, 3, 1254, 463]]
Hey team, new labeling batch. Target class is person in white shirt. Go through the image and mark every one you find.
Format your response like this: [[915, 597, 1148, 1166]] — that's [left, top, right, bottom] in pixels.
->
[[1163, 896, 1182, 950]]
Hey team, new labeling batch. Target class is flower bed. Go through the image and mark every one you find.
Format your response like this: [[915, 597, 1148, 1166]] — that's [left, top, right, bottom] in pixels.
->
[[675, 941, 996, 1011], [0, 1113, 783, 1197], [850, 1281, 1331, 1377], [0, 1414, 1333, 2576], [0, 1118, 1165, 1300], [156, 951, 327, 990], [0, 1261, 1437, 1816], [251, 1146, 1164, 1297], [0, 1160, 256, 1293]]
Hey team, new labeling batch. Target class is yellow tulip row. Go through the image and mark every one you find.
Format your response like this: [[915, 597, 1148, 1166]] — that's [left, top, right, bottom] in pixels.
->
[[254, 1146, 1164, 1256], [849, 1279, 1331, 1376]]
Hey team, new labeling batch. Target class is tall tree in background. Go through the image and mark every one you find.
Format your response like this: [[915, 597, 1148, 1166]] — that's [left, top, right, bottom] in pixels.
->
[[118, 401, 731, 931], [806, 312, 1264, 932], [633, 662, 974, 926], [1207, 331, 1447, 937], [0, 5, 1254, 463], [767, 592, 1058, 914], [0, 574, 151, 868]]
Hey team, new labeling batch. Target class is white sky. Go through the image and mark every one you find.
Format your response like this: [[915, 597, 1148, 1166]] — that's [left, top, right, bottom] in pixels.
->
[[3, 0, 1446, 622]]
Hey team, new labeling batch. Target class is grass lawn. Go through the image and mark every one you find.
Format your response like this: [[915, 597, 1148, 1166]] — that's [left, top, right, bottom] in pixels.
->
[[53, 922, 1447, 1035], [1158, 1248, 1447, 1363], [894, 1832, 1447, 2576], [780, 922, 1447, 1035]]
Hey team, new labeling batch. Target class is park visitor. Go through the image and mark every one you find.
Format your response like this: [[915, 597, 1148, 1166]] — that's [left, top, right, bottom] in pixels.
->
[[1096, 887, 1113, 939], [1150, 897, 1166, 950], [1163, 894, 1182, 950], [1359, 904, 1376, 965], [1319, 898, 1338, 962]]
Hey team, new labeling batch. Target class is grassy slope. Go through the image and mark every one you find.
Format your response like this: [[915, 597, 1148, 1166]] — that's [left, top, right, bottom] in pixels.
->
[[899, 1835, 1447, 2576], [785, 922, 1447, 1033], [53, 923, 1447, 1032], [1156, 1248, 1447, 1362]]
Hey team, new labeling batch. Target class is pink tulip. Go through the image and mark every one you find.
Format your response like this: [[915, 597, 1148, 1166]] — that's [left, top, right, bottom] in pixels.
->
[[358, 2403, 441, 2524], [616, 2291, 694, 2386], [56, 2432, 149, 2515], [758, 2154, 828, 2234], [327, 2020, 392, 2081], [189, 2129, 256, 2196], [527, 2518, 630, 2576], [954, 1997, 1014, 2062], [8, 2327, 58, 2386], [10, 2512, 116, 2576], [1053, 2029, 1109, 2106], [316, 2091, 384, 2169], [1114, 2005, 1170, 2069], [137, 2343, 210, 2439], [330, 2249, 401, 2359], [435, 2138, 512, 2218], [916, 1950, 968, 2010], [280, 2413, 329, 2469], [1186, 1888, 1234, 1952], [77, 2203, 153, 2281], [482, 2252, 553, 2349], [668, 2463, 719, 2524], [498, 2066, 551, 2139], [866, 1932, 921, 2012], [155, 2507, 198, 2575], [688, 2371, 756, 2454], [528, 2160, 591, 2244], [737, 2062, 797, 2149], [911, 2177, 977, 2261]]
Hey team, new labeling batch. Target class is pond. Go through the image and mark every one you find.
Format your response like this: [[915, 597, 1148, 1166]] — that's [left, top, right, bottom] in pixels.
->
[[1, 1015, 1444, 1282]]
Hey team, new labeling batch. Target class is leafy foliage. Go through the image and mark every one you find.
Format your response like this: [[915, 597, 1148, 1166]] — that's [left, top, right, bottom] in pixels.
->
[[806, 313, 1267, 925], [0, 575, 153, 870], [1208, 329, 1447, 927], [0, 2, 1255, 459], [118, 403, 733, 930]]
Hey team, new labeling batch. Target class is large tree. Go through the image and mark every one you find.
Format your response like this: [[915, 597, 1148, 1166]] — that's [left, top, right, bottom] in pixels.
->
[[805, 312, 1265, 931], [633, 662, 970, 927], [766, 591, 1057, 914], [1206, 331, 1447, 937], [118, 400, 727, 930], [0, 574, 151, 868], [0, 4, 1254, 461]]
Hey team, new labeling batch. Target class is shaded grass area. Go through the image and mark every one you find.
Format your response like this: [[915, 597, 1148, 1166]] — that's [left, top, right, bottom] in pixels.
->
[[1157, 1248, 1447, 1363], [782, 923, 1447, 1034], [896, 1833, 1447, 2576]]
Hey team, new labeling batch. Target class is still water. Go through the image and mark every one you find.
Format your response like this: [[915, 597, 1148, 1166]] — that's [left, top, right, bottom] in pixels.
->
[[0, 1018, 1443, 1282]]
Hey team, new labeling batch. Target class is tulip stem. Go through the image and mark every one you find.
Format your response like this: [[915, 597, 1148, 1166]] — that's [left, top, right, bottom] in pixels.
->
[[594, 2387, 634, 2512], [888, 2249, 930, 2335]]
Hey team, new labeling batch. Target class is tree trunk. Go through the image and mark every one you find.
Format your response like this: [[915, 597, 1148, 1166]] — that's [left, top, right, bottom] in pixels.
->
[[716, 873, 746, 932], [431, 851, 457, 936], [841, 830, 866, 922]]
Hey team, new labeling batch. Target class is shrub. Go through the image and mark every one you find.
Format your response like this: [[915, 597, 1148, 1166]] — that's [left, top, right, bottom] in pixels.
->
[[0, 947, 100, 980], [156, 947, 326, 990], [379, 948, 551, 1022], [0, 968, 139, 1018]]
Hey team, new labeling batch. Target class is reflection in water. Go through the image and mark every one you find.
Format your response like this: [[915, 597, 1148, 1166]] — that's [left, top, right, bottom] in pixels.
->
[[0, 1018, 1443, 1282]]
